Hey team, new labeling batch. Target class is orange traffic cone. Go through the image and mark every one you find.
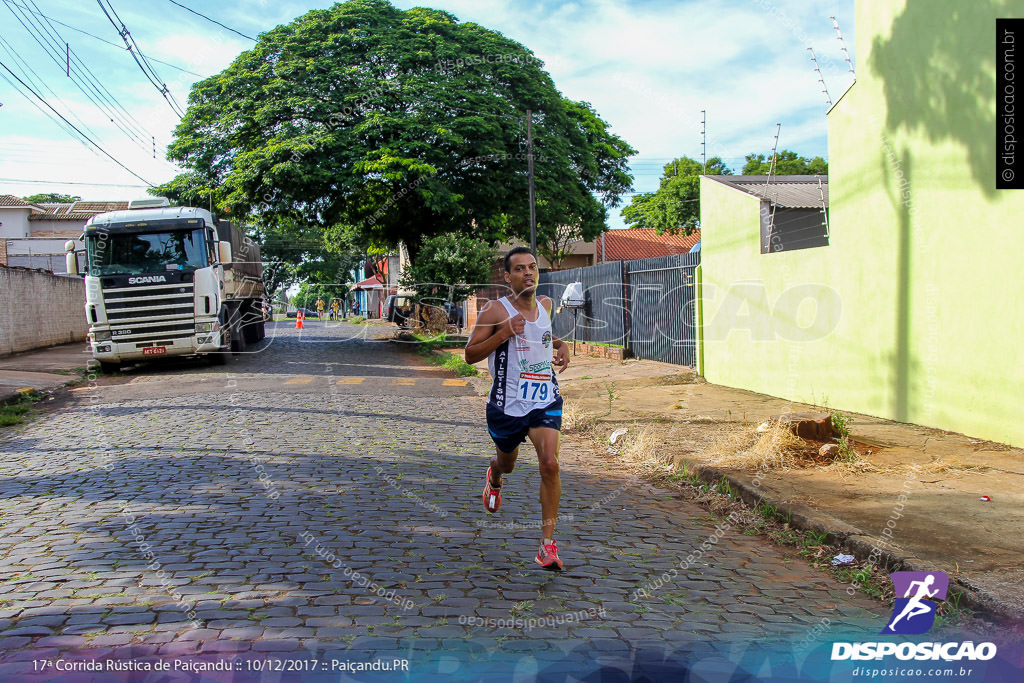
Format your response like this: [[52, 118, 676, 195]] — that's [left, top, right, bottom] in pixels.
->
[[295, 311, 304, 329]]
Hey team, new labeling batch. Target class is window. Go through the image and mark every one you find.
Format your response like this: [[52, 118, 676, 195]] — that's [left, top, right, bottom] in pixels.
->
[[761, 205, 829, 254]]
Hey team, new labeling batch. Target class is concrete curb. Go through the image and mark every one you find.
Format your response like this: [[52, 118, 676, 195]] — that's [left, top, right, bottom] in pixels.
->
[[679, 457, 1023, 627]]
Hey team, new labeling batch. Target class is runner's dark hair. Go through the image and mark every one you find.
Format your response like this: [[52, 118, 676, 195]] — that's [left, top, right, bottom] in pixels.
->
[[504, 246, 535, 272]]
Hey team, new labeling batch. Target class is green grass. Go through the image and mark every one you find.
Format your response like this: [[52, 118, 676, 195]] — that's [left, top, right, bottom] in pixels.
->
[[347, 315, 366, 324], [424, 350, 478, 377], [0, 391, 44, 428], [412, 332, 478, 376], [509, 601, 533, 617]]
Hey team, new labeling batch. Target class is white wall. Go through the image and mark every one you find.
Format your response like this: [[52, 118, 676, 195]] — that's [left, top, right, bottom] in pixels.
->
[[0, 208, 32, 238]]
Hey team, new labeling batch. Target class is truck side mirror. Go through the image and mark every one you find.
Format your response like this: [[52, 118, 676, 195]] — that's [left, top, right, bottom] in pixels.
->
[[217, 241, 232, 265], [63, 240, 79, 276]]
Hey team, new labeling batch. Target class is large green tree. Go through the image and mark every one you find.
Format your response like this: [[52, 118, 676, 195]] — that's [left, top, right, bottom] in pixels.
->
[[621, 156, 730, 234], [155, 0, 634, 261], [742, 149, 828, 175]]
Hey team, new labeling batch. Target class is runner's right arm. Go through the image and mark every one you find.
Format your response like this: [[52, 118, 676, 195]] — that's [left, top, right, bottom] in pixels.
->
[[465, 301, 517, 365]]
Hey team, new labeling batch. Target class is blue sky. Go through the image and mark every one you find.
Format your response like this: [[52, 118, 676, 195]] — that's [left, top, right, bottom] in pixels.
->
[[0, 0, 856, 228]]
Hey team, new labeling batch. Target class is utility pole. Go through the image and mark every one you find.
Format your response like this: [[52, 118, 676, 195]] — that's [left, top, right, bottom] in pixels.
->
[[526, 109, 536, 256]]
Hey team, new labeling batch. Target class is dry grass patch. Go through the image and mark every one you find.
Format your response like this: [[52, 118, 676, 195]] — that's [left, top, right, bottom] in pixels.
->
[[706, 419, 804, 471], [619, 426, 666, 470], [561, 400, 596, 434]]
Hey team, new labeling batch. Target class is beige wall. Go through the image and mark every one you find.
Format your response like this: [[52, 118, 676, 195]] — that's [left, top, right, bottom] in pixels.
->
[[0, 266, 88, 355]]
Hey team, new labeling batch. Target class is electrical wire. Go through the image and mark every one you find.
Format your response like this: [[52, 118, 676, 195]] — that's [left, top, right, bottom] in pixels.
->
[[27, 0, 153, 149], [2, 0, 156, 153], [0, 58, 153, 185], [165, 0, 256, 42], [95, 0, 186, 118], [0, 177, 150, 187], [0, 33, 107, 147], [5, 0, 200, 76]]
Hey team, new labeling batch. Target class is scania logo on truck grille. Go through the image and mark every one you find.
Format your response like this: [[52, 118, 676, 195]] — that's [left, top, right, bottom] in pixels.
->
[[127, 275, 167, 284]]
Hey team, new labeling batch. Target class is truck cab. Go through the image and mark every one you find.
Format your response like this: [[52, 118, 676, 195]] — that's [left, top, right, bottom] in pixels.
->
[[69, 198, 264, 372]]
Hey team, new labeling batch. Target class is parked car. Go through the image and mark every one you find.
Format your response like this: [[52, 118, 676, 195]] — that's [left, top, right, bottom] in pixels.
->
[[385, 295, 416, 328]]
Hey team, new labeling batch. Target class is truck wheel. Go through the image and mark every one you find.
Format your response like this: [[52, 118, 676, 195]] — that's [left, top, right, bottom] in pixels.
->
[[98, 361, 120, 374], [231, 319, 247, 354]]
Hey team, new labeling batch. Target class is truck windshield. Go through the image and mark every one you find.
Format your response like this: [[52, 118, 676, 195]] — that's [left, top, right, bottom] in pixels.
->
[[87, 229, 206, 276]]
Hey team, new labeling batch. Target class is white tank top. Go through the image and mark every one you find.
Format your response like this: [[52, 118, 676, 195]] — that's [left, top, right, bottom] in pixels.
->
[[488, 296, 560, 417]]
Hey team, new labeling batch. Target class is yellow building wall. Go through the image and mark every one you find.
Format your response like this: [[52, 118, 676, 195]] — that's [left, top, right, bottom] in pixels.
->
[[700, 0, 1024, 446]]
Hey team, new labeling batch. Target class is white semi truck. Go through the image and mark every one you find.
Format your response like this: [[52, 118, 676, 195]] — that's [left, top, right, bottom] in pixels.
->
[[66, 198, 266, 373]]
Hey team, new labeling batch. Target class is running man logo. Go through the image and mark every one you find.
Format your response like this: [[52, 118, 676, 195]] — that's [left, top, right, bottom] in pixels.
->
[[882, 571, 949, 635]]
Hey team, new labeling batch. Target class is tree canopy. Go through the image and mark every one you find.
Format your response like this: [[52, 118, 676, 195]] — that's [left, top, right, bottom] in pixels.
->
[[742, 149, 828, 175], [22, 193, 80, 203], [621, 156, 730, 235], [398, 232, 494, 304], [155, 0, 634, 265]]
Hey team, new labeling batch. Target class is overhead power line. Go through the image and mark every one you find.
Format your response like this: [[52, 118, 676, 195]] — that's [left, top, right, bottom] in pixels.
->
[[0, 58, 153, 185], [0, 177, 150, 188], [3, 0, 156, 153], [165, 0, 257, 42], [5, 0, 200, 76], [95, 0, 186, 118]]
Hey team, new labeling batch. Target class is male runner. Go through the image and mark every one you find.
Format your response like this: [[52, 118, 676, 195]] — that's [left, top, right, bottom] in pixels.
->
[[465, 247, 570, 570]]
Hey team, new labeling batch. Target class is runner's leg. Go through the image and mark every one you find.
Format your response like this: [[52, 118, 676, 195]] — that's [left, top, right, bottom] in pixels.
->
[[490, 447, 519, 485], [528, 426, 560, 542]]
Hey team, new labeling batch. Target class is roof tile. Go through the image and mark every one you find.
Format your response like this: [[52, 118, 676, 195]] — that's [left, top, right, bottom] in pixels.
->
[[0, 195, 38, 208], [599, 228, 700, 262]]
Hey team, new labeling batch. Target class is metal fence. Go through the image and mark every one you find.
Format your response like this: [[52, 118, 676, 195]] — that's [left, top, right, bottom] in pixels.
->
[[539, 252, 700, 366], [537, 261, 626, 345], [626, 253, 699, 366]]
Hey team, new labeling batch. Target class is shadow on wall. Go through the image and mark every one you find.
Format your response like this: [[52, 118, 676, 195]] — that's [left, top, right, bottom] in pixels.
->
[[870, 1, 1001, 196]]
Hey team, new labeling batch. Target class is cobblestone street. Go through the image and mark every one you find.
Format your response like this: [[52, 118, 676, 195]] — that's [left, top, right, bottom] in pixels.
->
[[0, 322, 889, 679]]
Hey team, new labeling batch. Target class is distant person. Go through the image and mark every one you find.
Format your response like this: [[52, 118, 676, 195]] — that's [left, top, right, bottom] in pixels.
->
[[315, 297, 325, 320]]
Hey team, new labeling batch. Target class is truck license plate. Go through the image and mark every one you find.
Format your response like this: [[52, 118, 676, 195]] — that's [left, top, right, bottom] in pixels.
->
[[143, 346, 166, 356]]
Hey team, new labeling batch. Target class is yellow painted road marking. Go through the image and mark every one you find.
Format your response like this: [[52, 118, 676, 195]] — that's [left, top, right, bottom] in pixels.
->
[[336, 377, 365, 385], [285, 376, 314, 385], [391, 378, 416, 386], [443, 379, 469, 386]]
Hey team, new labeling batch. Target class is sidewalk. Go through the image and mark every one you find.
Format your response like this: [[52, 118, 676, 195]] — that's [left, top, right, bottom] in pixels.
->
[[0, 342, 91, 404], [467, 351, 1024, 627]]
